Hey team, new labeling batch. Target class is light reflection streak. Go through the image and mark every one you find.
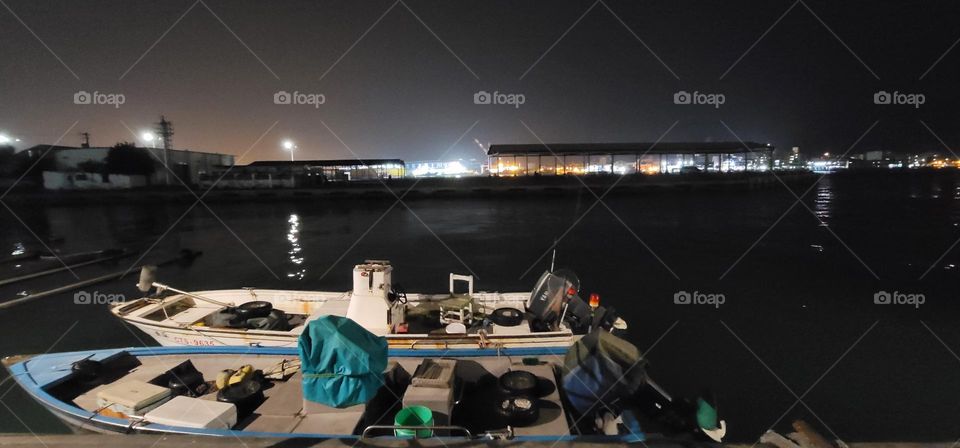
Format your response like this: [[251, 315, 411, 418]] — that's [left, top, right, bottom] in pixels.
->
[[286, 214, 306, 280], [814, 183, 832, 225]]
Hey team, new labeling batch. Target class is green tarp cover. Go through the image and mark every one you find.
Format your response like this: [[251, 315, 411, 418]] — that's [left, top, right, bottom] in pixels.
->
[[298, 315, 388, 408]]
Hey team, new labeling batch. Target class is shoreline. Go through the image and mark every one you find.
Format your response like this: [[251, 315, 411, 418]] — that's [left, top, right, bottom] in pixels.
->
[[1, 172, 817, 205]]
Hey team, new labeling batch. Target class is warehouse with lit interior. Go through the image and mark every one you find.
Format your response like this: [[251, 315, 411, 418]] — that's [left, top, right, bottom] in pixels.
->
[[487, 142, 773, 176]]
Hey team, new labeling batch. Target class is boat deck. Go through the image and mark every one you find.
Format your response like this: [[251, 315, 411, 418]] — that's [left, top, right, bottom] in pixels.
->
[[55, 352, 574, 437]]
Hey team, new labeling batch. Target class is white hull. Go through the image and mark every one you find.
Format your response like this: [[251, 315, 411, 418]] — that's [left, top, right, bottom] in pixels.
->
[[127, 320, 577, 349], [113, 287, 579, 349]]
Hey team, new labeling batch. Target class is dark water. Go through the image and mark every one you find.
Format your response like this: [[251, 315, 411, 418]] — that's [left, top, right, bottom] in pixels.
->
[[1, 171, 959, 442]]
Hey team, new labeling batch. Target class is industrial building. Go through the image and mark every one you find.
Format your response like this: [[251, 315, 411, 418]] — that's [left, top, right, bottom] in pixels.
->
[[22, 144, 235, 189], [246, 159, 405, 181], [200, 159, 406, 189], [487, 142, 773, 176]]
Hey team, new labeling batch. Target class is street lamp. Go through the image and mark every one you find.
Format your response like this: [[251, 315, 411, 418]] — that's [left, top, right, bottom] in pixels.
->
[[282, 139, 296, 162], [141, 131, 157, 148], [0, 134, 10, 145]]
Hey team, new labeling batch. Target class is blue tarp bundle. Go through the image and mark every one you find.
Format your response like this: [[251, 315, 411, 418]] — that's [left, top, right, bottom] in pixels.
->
[[562, 329, 647, 415], [298, 315, 388, 408]]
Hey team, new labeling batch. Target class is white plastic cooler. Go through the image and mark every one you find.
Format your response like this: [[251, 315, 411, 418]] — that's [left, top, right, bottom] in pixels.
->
[[144, 396, 237, 429]]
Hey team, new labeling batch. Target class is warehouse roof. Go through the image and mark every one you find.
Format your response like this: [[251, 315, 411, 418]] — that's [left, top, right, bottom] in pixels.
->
[[248, 159, 405, 167], [488, 142, 773, 156]]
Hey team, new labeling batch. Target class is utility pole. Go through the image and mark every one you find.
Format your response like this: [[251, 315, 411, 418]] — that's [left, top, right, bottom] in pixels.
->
[[156, 116, 174, 185], [80, 132, 90, 148]]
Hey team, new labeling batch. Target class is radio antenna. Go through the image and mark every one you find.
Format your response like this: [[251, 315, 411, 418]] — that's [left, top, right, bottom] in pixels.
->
[[550, 243, 557, 272]]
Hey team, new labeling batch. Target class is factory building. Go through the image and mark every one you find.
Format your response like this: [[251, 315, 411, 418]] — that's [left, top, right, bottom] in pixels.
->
[[200, 159, 405, 189], [487, 142, 773, 176], [21, 144, 235, 189]]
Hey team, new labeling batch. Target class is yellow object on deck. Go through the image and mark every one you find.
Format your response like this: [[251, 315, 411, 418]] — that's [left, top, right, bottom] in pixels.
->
[[215, 370, 234, 390], [228, 365, 254, 386]]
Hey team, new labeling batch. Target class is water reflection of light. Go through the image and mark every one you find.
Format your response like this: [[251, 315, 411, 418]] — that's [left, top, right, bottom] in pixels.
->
[[286, 214, 306, 280], [814, 183, 832, 225], [11, 242, 26, 256]]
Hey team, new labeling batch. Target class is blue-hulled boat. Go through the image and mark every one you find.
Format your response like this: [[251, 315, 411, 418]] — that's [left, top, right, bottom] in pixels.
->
[[2, 317, 725, 442]]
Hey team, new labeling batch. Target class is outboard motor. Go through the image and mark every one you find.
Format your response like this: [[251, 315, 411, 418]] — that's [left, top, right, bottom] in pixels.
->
[[526, 270, 579, 331]]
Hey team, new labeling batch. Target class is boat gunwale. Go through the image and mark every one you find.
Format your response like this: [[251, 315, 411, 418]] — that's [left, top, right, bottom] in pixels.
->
[[113, 290, 575, 340], [122, 317, 575, 341]]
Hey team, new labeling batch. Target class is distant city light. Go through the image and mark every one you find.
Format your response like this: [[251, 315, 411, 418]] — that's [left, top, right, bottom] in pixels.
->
[[409, 160, 475, 177]]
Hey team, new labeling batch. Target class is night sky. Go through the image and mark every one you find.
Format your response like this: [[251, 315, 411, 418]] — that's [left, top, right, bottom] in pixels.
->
[[2, 0, 960, 162]]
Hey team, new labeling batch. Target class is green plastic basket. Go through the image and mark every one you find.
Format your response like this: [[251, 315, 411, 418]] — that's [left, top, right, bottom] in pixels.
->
[[394, 405, 434, 438]]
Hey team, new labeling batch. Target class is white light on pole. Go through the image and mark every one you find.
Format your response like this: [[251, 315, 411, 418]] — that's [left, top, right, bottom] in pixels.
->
[[282, 139, 296, 162], [141, 131, 156, 148]]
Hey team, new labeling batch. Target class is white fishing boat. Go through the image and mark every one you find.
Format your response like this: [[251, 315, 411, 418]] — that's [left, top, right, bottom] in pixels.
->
[[112, 260, 626, 349]]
